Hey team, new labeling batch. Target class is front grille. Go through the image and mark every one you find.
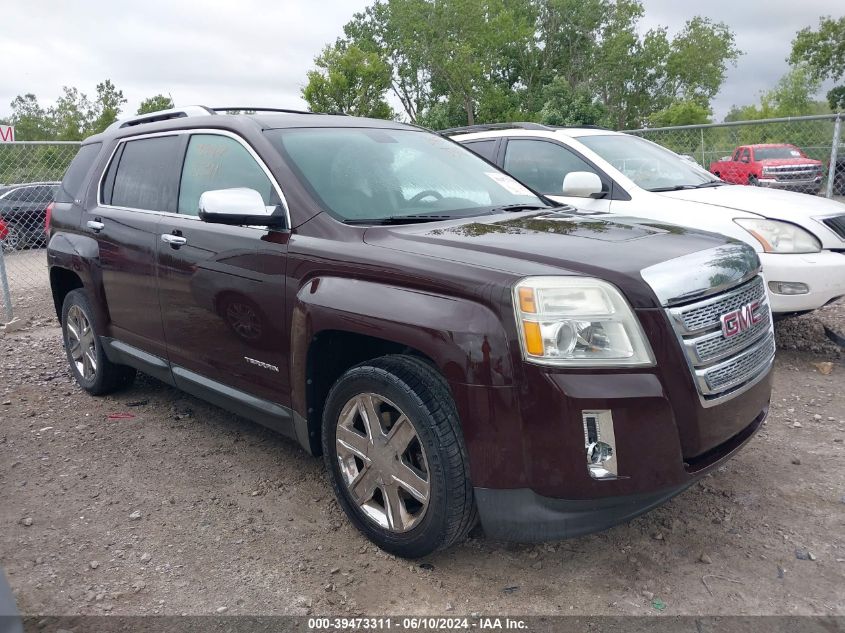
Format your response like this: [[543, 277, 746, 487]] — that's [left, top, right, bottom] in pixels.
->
[[823, 215, 845, 240], [675, 275, 766, 334], [667, 275, 774, 405], [703, 332, 775, 392], [689, 307, 771, 364], [765, 164, 820, 174]]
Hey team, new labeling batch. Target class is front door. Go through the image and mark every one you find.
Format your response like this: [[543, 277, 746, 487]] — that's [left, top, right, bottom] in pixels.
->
[[502, 138, 613, 213], [156, 132, 291, 407]]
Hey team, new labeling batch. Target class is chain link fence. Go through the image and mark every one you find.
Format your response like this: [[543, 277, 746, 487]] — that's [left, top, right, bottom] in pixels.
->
[[0, 141, 80, 324], [1, 117, 844, 324], [627, 114, 845, 198]]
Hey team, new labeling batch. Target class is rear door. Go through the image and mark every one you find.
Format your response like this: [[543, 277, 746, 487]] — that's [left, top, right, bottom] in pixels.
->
[[88, 134, 182, 359], [156, 131, 291, 407]]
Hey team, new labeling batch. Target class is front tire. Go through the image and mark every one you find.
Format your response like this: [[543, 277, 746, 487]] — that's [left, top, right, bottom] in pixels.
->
[[61, 289, 136, 395], [322, 355, 476, 558]]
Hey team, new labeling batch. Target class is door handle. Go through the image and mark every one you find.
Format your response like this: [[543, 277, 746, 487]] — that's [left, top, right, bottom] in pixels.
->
[[161, 234, 187, 247], [86, 220, 105, 232]]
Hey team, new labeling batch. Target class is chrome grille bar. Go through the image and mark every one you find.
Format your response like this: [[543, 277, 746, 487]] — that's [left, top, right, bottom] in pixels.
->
[[666, 274, 774, 407]]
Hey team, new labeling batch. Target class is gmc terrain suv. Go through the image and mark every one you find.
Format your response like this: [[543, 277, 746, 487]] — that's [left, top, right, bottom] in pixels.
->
[[48, 107, 774, 557]]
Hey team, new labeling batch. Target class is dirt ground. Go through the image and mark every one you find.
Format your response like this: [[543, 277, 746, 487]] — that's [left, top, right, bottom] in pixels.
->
[[1, 298, 844, 618]]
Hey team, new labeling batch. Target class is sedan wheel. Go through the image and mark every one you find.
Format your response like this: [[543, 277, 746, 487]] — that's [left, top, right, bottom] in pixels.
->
[[335, 393, 430, 533]]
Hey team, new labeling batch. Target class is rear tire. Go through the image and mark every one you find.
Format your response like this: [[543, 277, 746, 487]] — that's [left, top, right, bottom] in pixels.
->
[[61, 289, 136, 395], [322, 355, 476, 558]]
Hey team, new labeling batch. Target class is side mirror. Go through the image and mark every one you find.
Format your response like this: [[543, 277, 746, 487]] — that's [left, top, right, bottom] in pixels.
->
[[198, 188, 285, 227], [561, 171, 604, 198]]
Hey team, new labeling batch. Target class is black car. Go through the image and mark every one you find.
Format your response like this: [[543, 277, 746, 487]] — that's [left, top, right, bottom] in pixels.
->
[[0, 182, 59, 249]]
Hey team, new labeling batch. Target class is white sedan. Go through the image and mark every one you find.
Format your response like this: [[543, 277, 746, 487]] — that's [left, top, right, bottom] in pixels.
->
[[451, 125, 845, 315]]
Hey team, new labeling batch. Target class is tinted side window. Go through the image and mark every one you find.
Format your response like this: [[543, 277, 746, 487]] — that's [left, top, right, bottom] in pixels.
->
[[178, 134, 273, 216], [58, 142, 102, 203], [111, 136, 181, 211], [3, 187, 31, 202], [463, 140, 498, 163], [504, 139, 599, 195], [33, 186, 56, 202]]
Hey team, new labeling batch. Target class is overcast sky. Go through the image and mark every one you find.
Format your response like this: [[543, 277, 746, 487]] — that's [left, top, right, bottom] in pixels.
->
[[0, 0, 840, 124]]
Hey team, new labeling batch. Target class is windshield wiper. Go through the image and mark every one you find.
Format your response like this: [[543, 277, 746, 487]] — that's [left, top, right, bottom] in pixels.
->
[[488, 204, 552, 213], [343, 215, 456, 226], [649, 180, 724, 192]]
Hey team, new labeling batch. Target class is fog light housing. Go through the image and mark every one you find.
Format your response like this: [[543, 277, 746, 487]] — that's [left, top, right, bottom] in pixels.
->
[[768, 281, 809, 295], [582, 410, 618, 480]]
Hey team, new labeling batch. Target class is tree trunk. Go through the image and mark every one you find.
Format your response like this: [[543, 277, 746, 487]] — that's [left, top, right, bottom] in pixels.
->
[[464, 96, 474, 126]]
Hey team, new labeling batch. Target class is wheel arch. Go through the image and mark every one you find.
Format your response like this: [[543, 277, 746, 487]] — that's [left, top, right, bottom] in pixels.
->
[[291, 276, 515, 455]]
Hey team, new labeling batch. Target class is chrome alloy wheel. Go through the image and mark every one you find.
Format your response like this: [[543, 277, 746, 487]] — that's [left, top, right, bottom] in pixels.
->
[[66, 305, 97, 380], [335, 393, 430, 533]]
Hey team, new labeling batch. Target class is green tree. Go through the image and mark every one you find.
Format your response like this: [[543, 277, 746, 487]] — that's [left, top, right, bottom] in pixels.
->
[[789, 16, 845, 83], [764, 65, 825, 115], [648, 100, 711, 127], [8, 93, 55, 140], [827, 85, 845, 111], [49, 86, 94, 140], [302, 43, 395, 118], [137, 94, 175, 115], [309, 0, 740, 129], [789, 16, 845, 113], [538, 77, 607, 126], [88, 79, 127, 134]]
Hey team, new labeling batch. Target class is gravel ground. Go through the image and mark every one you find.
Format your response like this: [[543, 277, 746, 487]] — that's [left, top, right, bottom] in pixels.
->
[[1, 302, 843, 618]]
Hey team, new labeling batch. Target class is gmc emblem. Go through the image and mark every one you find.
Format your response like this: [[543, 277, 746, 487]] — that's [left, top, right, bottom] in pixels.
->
[[720, 300, 763, 338]]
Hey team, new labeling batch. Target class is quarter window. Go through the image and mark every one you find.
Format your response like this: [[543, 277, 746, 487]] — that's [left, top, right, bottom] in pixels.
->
[[504, 139, 600, 195], [110, 135, 181, 211], [463, 140, 498, 162], [178, 134, 274, 216], [59, 142, 101, 203]]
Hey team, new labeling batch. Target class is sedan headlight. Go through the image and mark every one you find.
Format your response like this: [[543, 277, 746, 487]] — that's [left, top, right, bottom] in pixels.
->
[[734, 219, 821, 254], [513, 277, 655, 367]]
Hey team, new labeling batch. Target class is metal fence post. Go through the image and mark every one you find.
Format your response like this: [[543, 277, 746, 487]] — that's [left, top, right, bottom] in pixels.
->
[[700, 128, 705, 167], [826, 115, 842, 199], [0, 248, 13, 323]]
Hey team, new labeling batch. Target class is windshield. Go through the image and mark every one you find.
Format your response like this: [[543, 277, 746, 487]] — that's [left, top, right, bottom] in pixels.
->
[[754, 146, 804, 160], [578, 134, 718, 191], [265, 127, 544, 222]]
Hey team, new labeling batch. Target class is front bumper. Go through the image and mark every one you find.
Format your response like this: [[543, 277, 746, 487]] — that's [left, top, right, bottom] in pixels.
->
[[475, 406, 767, 542], [758, 177, 822, 193], [761, 251, 845, 312]]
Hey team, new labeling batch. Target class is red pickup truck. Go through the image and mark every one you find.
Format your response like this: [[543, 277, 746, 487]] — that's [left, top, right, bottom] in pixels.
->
[[709, 144, 823, 194]]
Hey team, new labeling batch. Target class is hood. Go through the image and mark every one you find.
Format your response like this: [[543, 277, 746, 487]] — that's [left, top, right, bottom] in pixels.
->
[[656, 185, 845, 246], [757, 157, 821, 167], [363, 211, 749, 309]]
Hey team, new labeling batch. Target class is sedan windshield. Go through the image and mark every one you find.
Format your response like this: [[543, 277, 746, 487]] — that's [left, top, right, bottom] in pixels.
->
[[578, 134, 719, 192], [265, 127, 545, 222]]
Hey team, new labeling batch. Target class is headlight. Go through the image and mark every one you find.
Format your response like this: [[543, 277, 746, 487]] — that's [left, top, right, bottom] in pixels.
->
[[734, 219, 821, 254], [513, 277, 655, 367]]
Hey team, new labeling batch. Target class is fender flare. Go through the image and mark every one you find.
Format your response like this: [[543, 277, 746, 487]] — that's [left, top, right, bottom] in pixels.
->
[[46, 232, 108, 325], [289, 276, 515, 416]]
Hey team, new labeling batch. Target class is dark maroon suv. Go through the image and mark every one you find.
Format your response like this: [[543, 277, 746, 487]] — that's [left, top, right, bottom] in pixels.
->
[[47, 107, 774, 557]]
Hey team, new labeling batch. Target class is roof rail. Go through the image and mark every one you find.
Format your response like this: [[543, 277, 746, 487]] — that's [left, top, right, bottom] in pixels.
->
[[440, 122, 610, 136], [107, 106, 216, 131], [105, 105, 332, 133], [210, 107, 327, 115], [440, 122, 553, 136]]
